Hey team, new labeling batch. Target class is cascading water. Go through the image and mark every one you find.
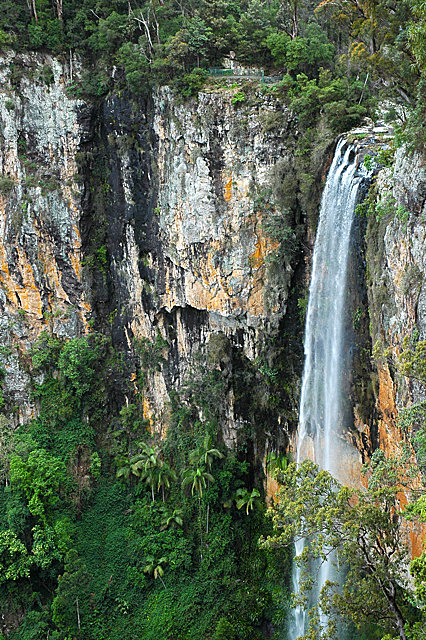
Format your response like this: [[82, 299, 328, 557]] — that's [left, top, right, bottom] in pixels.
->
[[289, 138, 368, 640]]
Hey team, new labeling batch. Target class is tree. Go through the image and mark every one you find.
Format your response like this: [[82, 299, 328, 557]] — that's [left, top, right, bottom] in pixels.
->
[[0, 415, 14, 486], [155, 461, 177, 502], [182, 465, 214, 501], [190, 434, 224, 472], [51, 549, 90, 636], [260, 454, 424, 640], [140, 464, 160, 503], [9, 448, 69, 523], [143, 555, 168, 588], [235, 487, 261, 515], [0, 530, 30, 584], [315, 0, 417, 104], [188, 435, 223, 532], [116, 453, 147, 483], [280, 0, 301, 38], [182, 464, 215, 552]]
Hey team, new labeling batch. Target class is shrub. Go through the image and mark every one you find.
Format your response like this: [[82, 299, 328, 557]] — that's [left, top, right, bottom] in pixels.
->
[[178, 68, 209, 98], [0, 175, 14, 195]]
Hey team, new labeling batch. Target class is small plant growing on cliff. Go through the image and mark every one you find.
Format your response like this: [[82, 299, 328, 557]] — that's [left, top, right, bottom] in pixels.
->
[[0, 175, 14, 195], [235, 487, 260, 514], [143, 556, 168, 588], [363, 154, 374, 171], [398, 335, 426, 384], [39, 64, 54, 86], [231, 91, 246, 105]]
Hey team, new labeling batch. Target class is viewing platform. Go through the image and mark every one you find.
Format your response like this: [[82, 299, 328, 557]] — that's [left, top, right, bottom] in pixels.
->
[[208, 55, 281, 84]]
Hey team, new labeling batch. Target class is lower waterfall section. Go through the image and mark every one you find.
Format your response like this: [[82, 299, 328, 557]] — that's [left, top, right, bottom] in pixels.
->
[[290, 138, 368, 639]]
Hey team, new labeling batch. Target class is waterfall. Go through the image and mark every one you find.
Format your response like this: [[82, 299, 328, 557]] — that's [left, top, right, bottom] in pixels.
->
[[289, 138, 367, 639]]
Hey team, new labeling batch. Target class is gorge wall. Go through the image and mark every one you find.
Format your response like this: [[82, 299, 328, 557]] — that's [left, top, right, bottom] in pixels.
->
[[0, 52, 425, 480]]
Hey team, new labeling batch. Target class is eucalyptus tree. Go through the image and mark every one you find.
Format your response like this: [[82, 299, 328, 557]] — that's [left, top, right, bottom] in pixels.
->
[[260, 454, 424, 640]]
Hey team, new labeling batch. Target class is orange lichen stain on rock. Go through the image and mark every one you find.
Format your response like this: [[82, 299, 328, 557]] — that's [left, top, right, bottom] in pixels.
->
[[142, 396, 154, 433], [377, 364, 399, 453], [70, 224, 82, 279], [201, 250, 220, 289], [409, 523, 426, 559], [266, 472, 280, 505], [15, 251, 43, 317], [187, 276, 229, 314], [224, 175, 232, 203], [0, 243, 10, 279], [70, 251, 81, 280], [247, 282, 264, 316], [397, 490, 426, 559], [249, 237, 265, 270], [249, 215, 279, 270], [0, 244, 42, 317]]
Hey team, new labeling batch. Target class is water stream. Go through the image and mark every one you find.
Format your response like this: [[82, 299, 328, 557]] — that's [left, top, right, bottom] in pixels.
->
[[289, 138, 367, 639]]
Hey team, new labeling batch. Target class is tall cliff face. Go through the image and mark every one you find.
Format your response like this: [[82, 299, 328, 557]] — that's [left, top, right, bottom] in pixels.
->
[[0, 54, 304, 456], [0, 53, 90, 423], [0, 53, 424, 479], [363, 147, 426, 555], [366, 147, 426, 446], [103, 87, 301, 444]]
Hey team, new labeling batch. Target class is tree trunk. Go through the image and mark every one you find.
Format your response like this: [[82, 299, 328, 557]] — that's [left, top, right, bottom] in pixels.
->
[[76, 595, 81, 632], [388, 593, 408, 640], [199, 496, 203, 560], [32, 0, 38, 22], [292, 0, 298, 39], [55, 0, 63, 21]]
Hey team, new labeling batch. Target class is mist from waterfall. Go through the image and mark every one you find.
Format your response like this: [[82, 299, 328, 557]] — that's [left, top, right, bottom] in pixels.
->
[[289, 138, 367, 640]]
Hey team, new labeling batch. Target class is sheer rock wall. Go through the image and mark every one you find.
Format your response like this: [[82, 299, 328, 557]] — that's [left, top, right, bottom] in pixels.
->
[[1, 53, 425, 490]]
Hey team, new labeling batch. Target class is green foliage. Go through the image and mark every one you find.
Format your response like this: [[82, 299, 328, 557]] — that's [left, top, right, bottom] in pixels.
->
[[261, 454, 424, 639], [231, 91, 246, 105], [235, 487, 261, 514], [213, 617, 238, 640], [0, 336, 286, 639], [9, 448, 69, 522], [0, 529, 30, 583], [182, 465, 215, 498], [178, 67, 209, 97], [0, 175, 15, 195], [363, 154, 374, 171], [267, 22, 334, 74], [398, 336, 426, 384], [39, 63, 54, 85], [0, 0, 421, 145], [51, 548, 90, 634], [288, 69, 369, 131]]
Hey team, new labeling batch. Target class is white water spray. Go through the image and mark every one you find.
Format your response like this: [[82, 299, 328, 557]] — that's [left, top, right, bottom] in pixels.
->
[[289, 138, 367, 639]]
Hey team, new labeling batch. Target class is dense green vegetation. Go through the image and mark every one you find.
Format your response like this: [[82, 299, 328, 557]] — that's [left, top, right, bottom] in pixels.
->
[[0, 1, 424, 148], [0, 333, 289, 639], [0, 1, 425, 639]]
